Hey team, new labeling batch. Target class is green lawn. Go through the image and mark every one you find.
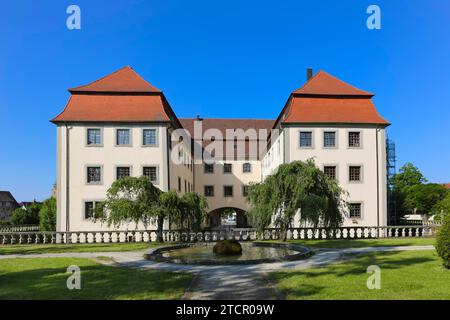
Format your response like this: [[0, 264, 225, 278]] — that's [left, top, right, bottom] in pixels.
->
[[263, 237, 436, 249], [270, 250, 450, 300], [0, 242, 172, 255], [0, 257, 192, 300]]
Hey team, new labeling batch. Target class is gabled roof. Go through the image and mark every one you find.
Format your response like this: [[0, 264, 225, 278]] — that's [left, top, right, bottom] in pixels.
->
[[69, 66, 161, 94], [0, 191, 18, 204], [292, 70, 373, 97]]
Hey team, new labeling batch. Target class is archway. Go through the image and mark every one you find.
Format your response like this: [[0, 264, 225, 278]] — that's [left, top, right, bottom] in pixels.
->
[[208, 207, 249, 229]]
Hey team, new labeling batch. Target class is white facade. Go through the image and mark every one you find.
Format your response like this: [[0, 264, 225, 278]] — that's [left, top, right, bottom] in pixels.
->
[[53, 67, 390, 231]]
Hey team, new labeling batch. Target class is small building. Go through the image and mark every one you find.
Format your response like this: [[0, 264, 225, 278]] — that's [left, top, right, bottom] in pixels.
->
[[0, 191, 19, 221], [442, 183, 450, 190]]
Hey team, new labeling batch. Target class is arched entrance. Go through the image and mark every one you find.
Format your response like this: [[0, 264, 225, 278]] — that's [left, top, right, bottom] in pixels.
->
[[208, 207, 249, 229]]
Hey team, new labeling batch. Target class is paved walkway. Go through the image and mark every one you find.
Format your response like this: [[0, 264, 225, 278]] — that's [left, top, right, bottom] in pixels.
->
[[0, 245, 435, 300]]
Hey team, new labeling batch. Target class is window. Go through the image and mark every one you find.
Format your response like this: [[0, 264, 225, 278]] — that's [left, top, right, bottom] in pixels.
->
[[87, 166, 101, 184], [242, 185, 250, 197], [87, 129, 102, 146], [178, 177, 181, 192], [116, 129, 131, 146], [349, 166, 361, 182], [84, 201, 102, 219], [324, 166, 337, 180], [143, 166, 157, 183], [224, 185, 233, 197], [223, 163, 232, 173], [204, 163, 214, 173], [299, 131, 313, 147], [349, 203, 362, 219], [184, 180, 187, 192], [204, 185, 214, 197], [323, 131, 336, 148], [348, 132, 361, 148], [143, 129, 157, 146], [116, 167, 130, 180], [85, 202, 94, 219], [243, 162, 252, 173]]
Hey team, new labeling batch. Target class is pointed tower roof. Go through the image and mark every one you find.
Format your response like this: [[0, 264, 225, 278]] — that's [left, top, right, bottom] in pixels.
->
[[69, 66, 162, 94], [292, 70, 373, 96]]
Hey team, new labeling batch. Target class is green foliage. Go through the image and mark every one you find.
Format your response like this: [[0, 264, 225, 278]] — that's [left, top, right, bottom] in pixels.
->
[[247, 160, 346, 240], [179, 192, 208, 231], [392, 162, 427, 193], [436, 213, 450, 269], [11, 203, 41, 225], [96, 177, 209, 240], [403, 184, 447, 215], [433, 193, 450, 222], [94, 176, 161, 229], [39, 197, 56, 231], [392, 163, 428, 216]]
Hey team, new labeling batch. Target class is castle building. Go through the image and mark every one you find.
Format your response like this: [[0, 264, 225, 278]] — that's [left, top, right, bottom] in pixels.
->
[[52, 66, 389, 231]]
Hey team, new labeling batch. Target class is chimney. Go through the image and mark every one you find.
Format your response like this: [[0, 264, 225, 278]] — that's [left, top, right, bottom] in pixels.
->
[[307, 68, 313, 81]]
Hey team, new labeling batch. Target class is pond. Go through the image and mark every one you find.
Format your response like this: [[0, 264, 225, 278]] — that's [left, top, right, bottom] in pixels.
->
[[146, 242, 312, 265]]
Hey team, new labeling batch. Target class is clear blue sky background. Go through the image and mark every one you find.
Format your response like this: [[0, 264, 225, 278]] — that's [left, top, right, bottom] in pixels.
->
[[0, 0, 449, 201]]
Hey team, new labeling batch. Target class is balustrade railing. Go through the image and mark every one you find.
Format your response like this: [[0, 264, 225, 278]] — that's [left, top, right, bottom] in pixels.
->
[[0, 225, 439, 245], [0, 225, 40, 233]]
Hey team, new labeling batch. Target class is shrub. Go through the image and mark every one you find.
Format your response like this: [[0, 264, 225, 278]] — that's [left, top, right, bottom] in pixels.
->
[[213, 240, 242, 255], [436, 213, 450, 269]]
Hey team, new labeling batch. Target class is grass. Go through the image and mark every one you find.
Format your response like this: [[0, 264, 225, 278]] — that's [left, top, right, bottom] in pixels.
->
[[263, 237, 436, 249], [0, 257, 192, 300], [0, 242, 172, 255], [270, 250, 450, 300]]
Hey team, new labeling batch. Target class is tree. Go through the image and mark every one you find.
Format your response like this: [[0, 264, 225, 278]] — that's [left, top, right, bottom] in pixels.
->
[[392, 163, 427, 216], [247, 160, 346, 241], [179, 192, 208, 232], [436, 213, 450, 269], [155, 190, 181, 240], [403, 184, 447, 216], [11, 202, 41, 225], [94, 176, 161, 232], [432, 192, 450, 222], [39, 197, 56, 231], [392, 163, 427, 193]]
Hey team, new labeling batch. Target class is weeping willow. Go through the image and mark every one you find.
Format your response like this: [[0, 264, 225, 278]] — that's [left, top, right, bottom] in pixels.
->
[[247, 160, 347, 241]]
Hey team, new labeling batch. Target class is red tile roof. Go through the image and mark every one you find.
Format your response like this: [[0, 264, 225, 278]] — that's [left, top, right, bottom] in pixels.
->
[[69, 66, 161, 94], [442, 183, 450, 190], [275, 70, 389, 126], [283, 97, 389, 125], [52, 95, 170, 123], [179, 118, 274, 140], [293, 70, 373, 96], [52, 67, 178, 123]]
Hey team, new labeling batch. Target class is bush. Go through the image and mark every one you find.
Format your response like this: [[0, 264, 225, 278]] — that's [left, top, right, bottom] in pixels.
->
[[436, 213, 450, 269], [213, 240, 242, 255]]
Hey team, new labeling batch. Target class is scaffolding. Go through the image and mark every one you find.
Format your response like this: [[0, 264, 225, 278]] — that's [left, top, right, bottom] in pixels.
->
[[386, 138, 397, 225]]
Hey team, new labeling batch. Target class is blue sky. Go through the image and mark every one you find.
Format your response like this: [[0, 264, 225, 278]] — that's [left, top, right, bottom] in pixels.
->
[[0, 0, 449, 201]]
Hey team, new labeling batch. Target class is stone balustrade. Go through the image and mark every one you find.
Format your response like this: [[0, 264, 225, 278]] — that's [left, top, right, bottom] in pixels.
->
[[0, 225, 40, 233], [0, 225, 439, 245]]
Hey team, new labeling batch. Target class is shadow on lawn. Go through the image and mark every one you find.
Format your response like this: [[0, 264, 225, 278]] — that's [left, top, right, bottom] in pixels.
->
[[272, 251, 436, 299], [0, 263, 191, 300]]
